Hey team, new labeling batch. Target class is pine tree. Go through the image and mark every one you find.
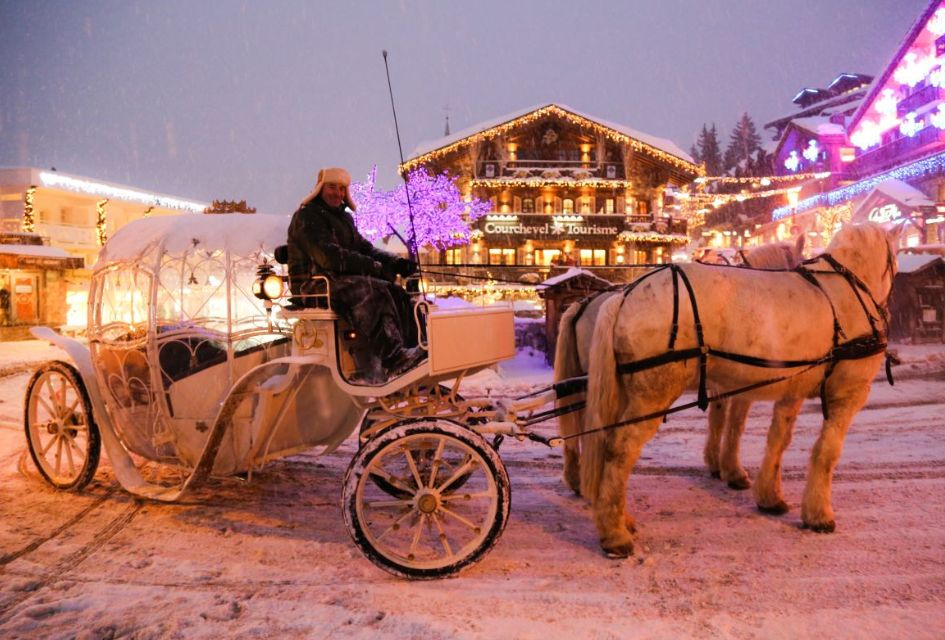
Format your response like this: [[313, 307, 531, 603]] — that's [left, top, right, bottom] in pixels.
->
[[724, 112, 762, 175], [699, 124, 724, 176], [689, 143, 702, 165]]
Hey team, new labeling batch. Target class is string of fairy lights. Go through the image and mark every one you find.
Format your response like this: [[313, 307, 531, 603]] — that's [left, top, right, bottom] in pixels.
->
[[470, 177, 635, 189], [21, 186, 36, 233], [401, 104, 704, 175], [96, 199, 109, 245]]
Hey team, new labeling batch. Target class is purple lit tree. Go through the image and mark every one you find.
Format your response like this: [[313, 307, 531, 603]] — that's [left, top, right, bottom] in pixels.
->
[[350, 166, 491, 253]]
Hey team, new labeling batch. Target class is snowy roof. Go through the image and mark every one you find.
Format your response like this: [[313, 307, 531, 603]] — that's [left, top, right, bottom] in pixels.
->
[[540, 267, 611, 287], [406, 103, 695, 167], [874, 179, 934, 207], [96, 214, 290, 266], [788, 116, 846, 137], [0, 243, 73, 259], [897, 252, 943, 274]]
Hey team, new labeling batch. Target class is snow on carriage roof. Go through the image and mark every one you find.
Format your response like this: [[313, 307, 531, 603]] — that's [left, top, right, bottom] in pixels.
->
[[897, 252, 943, 274], [96, 214, 291, 266], [407, 103, 695, 166]]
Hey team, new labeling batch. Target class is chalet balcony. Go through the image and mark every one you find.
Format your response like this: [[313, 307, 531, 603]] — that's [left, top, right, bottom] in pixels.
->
[[897, 85, 942, 117], [475, 161, 626, 181], [847, 125, 945, 179]]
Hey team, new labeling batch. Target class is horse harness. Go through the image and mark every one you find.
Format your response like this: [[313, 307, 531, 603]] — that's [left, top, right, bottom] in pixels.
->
[[609, 249, 894, 420]]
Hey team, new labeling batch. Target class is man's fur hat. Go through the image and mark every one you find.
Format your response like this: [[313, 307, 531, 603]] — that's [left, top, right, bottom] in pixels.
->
[[301, 167, 356, 210]]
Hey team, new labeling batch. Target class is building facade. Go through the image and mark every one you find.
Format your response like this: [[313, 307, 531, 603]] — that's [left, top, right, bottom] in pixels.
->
[[751, 1, 945, 251], [400, 104, 702, 283], [0, 167, 207, 333]]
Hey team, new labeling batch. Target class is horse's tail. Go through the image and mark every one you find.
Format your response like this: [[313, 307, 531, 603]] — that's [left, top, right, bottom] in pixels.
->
[[554, 299, 587, 494], [580, 293, 624, 503]]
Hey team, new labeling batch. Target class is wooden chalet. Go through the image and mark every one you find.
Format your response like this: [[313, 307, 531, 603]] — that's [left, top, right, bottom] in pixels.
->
[[400, 104, 702, 283]]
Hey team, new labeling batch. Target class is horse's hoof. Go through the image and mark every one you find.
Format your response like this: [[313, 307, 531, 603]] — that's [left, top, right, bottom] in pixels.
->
[[624, 514, 637, 535], [801, 520, 835, 533], [727, 476, 751, 491], [602, 542, 634, 559], [757, 500, 790, 515]]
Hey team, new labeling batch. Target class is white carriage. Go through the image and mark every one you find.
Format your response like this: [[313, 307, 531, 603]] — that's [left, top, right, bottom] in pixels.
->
[[22, 214, 563, 579]]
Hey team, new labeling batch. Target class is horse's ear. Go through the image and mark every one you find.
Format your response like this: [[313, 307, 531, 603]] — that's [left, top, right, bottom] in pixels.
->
[[794, 233, 805, 259]]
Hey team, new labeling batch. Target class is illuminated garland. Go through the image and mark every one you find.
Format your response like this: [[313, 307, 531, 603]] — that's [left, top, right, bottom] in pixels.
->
[[693, 171, 830, 185], [21, 185, 36, 232], [469, 178, 634, 189], [39, 171, 206, 213], [401, 105, 702, 175], [682, 185, 802, 206], [820, 203, 854, 244], [772, 148, 945, 219], [617, 230, 689, 245], [96, 199, 108, 246]]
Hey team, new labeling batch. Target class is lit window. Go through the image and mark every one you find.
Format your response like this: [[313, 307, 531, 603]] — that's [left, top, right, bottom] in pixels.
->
[[522, 198, 534, 213], [562, 198, 574, 214], [605, 199, 615, 214]]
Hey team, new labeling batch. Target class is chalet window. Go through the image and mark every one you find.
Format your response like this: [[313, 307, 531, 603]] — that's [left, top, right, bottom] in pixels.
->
[[513, 196, 522, 212], [606, 165, 617, 179], [522, 198, 535, 213], [484, 164, 495, 178], [562, 198, 575, 214], [605, 198, 615, 214], [637, 200, 649, 215], [579, 249, 607, 266], [580, 196, 593, 214], [444, 248, 463, 265], [533, 249, 560, 266], [488, 248, 515, 265]]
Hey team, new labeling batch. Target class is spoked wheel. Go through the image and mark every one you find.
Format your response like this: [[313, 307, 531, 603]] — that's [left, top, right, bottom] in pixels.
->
[[343, 419, 510, 579], [24, 361, 101, 490]]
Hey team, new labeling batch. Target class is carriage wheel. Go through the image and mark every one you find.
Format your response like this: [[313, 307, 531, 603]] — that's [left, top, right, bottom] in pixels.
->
[[343, 420, 510, 579], [24, 361, 101, 491]]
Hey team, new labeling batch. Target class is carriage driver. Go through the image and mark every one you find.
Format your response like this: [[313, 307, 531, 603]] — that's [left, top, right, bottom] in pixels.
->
[[286, 167, 423, 382]]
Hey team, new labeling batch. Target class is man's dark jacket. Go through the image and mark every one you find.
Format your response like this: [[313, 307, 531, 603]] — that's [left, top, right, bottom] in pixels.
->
[[287, 195, 395, 292]]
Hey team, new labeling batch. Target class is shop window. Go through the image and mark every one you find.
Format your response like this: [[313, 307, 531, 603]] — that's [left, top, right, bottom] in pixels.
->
[[562, 198, 574, 214], [581, 197, 593, 214], [605, 198, 615, 214], [445, 248, 463, 265], [637, 200, 649, 215], [488, 248, 516, 265], [533, 249, 560, 266], [522, 198, 535, 213], [633, 250, 648, 264], [579, 249, 607, 266]]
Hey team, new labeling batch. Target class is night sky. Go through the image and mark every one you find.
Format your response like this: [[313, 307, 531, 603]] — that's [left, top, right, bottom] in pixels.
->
[[0, 0, 928, 213]]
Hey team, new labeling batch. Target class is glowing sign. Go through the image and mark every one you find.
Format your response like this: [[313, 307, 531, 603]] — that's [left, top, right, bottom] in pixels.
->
[[868, 203, 904, 224]]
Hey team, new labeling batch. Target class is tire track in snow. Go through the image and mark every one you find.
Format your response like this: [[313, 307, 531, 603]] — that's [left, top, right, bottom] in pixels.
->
[[0, 488, 115, 567], [0, 499, 142, 625]]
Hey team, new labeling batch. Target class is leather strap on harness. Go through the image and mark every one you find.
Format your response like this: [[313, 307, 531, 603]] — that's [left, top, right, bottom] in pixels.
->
[[614, 252, 891, 420]]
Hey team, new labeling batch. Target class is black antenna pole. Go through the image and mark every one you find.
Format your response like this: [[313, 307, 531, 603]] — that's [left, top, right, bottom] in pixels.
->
[[382, 50, 423, 284]]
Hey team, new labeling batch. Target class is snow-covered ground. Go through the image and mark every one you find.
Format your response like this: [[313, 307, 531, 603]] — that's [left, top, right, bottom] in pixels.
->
[[1, 339, 944, 638]]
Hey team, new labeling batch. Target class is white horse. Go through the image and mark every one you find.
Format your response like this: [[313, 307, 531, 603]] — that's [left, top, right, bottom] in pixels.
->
[[555, 237, 805, 496], [580, 222, 898, 557]]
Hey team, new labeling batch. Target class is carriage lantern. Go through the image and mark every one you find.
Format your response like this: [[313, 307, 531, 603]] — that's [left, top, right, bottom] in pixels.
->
[[252, 262, 284, 301]]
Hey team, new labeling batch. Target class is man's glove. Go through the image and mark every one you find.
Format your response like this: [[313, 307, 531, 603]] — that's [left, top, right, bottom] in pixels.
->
[[393, 257, 419, 277]]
